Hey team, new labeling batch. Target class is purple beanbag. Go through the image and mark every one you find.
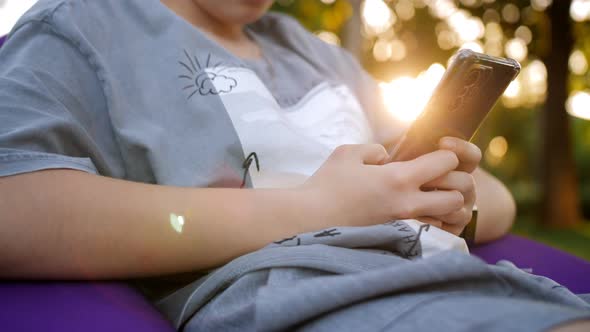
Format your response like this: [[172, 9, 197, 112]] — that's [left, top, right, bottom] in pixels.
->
[[471, 234, 590, 294], [1, 235, 588, 332], [0, 282, 175, 332]]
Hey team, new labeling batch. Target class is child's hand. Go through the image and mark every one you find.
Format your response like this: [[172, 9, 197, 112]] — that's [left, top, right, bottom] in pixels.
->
[[438, 136, 482, 173], [419, 137, 482, 235], [301, 144, 464, 230]]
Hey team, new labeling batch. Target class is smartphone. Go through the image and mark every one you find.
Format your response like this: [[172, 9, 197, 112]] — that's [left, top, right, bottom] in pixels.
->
[[389, 49, 521, 162]]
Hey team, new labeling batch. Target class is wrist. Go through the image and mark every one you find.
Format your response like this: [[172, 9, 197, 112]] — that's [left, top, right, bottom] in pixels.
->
[[293, 186, 334, 233]]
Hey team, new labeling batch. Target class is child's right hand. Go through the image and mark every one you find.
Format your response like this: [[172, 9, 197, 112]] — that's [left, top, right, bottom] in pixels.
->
[[301, 144, 464, 230]]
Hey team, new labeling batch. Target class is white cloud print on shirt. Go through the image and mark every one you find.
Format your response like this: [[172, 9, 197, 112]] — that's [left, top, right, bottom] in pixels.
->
[[209, 66, 374, 189]]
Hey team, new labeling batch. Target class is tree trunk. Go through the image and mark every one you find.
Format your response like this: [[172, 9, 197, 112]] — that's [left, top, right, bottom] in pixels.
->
[[540, 0, 580, 227]]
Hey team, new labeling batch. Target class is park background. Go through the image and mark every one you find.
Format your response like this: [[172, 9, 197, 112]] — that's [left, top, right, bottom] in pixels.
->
[[1, 0, 589, 259]]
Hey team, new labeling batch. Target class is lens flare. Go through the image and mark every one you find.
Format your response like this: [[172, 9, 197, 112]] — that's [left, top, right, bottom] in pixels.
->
[[379, 63, 446, 123]]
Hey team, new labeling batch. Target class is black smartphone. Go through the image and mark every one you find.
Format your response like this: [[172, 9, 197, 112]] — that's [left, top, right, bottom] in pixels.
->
[[389, 49, 521, 162]]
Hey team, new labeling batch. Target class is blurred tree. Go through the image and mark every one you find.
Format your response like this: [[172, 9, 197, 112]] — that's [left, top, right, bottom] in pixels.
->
[[541, 0, 580, 227]]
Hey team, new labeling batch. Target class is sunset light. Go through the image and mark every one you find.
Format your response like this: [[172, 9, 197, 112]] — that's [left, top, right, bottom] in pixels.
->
[[379, 63, 445, 123]]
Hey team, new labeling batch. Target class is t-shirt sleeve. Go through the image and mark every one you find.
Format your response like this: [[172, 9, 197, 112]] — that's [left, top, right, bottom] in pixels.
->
[[0, 21, 121, 178]]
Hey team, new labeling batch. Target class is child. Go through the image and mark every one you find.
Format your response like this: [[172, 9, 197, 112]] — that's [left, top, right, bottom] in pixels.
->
[[0, 0, 588, 330]]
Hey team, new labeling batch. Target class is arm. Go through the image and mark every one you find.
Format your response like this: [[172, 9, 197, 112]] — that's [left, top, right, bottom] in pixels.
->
[[426, 138, 516, 243], [0, 169, 310, 279], [472, 167, 516, 243], [0, 146, 465, 280]]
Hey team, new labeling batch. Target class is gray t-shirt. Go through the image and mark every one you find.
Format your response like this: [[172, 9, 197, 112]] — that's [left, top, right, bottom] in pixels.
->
[[0, 0, 402, 299], [0, 0, 401, 189]]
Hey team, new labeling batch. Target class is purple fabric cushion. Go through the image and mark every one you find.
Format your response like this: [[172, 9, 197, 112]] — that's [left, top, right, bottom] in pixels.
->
[[0, 246, 587, 332], [0, 282, 175, 332], [470, 234, 590, 294]]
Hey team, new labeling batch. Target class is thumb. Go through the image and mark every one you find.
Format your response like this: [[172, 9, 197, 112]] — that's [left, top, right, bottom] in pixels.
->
[[357, 144, 390, 165]]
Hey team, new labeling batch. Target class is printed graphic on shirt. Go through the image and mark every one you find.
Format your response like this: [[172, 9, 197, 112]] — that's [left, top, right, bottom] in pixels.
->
[[269, 219, 470, 259], [207, 66, 374, 188], [177, 50, 238, 98], [269, 221, 427, 259]]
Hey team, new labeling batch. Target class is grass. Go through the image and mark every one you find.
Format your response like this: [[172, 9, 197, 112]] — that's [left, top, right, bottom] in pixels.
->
[[511, 216, 590, 262]]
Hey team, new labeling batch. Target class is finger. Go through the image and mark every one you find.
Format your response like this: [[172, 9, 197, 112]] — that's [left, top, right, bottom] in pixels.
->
[[423, 171, 475, 194], [360, 144, 390, 165], [415, 216, 443, 229], [437, 207, 472, 226], [407, 190, 464, 217], [439, 137, 482, 173], [332, 144, 389, 165], [464, 188, 476, 207], [396, 150, 459, 185]]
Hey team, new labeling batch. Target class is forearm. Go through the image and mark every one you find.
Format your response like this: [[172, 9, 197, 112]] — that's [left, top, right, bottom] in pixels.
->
[[473, 167, 516, 243], [0, 170, 311, 279]]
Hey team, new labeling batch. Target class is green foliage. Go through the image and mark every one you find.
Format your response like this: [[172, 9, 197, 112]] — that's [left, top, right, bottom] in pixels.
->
[[272, 0, 352, 34]]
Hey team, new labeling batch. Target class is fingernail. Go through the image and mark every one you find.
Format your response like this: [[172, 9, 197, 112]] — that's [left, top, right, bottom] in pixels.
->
[[440, 138, 456, 149]]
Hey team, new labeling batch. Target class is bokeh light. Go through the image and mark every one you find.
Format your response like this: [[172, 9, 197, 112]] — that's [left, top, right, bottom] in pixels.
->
[[514, 26, 533, 45], [485, 136, 509, 166], [571, 0, 590, 22], [449, 10, 484, 42], [569, 49, 588, 75], [429, 0, 457, 19], [501, 59, 548, 108], [389, 39, 407, 61], [501, 3, 520, 24], [373, 38, 393, 61], [379, 63, 446, 123], [315, 30, 341, 45], [505, 38, 528, 62], [504, 80, 521, 99], [489, 136, 509, 158], [395, 0, 415, 21], [460, 41, 484, 53], [522, 59, 548, 105], [502, 79, 522, 108], [437, 30, 457, 50], [531, 0, 553, 12], [483, 8, 501, 23], [567, 91, 590, 120], [361, 0, 395, 35]]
